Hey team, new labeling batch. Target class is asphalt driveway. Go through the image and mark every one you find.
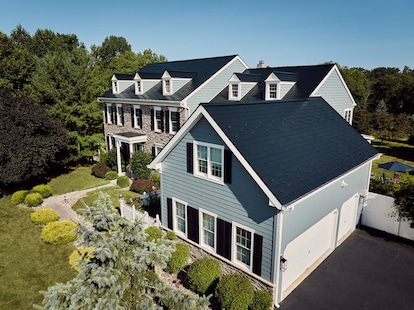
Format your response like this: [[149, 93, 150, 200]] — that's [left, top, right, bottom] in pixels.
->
[[280, 227, 414, 310]]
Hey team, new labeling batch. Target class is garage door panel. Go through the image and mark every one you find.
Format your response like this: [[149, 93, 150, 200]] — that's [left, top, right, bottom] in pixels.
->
[[338, 195, 358, 242]]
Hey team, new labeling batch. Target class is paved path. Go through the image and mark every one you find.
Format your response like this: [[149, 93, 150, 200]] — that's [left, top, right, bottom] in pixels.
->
[[38, 180, 117, 222]]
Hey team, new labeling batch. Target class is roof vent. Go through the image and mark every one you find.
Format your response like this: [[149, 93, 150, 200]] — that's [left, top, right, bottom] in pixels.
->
[[257, 60, 266, 68]]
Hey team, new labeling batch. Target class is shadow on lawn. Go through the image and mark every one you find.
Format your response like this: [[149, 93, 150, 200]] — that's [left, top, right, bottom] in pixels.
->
[[373, 144, 414, 163]]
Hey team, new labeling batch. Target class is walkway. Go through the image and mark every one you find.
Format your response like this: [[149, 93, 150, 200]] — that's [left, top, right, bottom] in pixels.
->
[[38, 180, 117, 222]]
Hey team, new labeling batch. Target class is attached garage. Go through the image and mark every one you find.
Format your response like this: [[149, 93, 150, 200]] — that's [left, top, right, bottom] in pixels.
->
[[337, 194, 359, 244], [281, 210, 338, 297]]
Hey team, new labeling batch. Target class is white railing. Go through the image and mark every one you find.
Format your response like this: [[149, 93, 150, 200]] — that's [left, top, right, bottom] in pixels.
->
[[119, 198, 160, 229]]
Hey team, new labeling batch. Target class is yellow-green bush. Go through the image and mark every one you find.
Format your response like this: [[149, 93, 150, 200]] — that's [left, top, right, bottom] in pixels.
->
[[104, 171, 118, 180], [69, 247, 94, 272], [30, 208, 60, 225], [187, 257, 222, 294], [32, 184, 53, 198], [215, 273, 254, 310], [145, 226, 163, 241], [41, 220, 77, 245], [165, 243, 190, 274], [117, 176, 130, 188], [249, 290, 273, 310], [24, 192, 43, 207], [11, 190, 28, 205]]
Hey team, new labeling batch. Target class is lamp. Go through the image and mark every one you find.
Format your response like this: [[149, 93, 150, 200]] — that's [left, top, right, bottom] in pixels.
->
[[280, 256, 287, 272]]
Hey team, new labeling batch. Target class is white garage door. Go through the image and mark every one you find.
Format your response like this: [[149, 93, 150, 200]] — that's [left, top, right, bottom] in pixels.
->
[[281, 211, 337, 295], [337, 194, 359, 244]]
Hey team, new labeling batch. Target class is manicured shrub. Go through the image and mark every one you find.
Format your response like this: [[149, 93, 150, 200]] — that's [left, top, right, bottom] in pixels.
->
[[117, 176, 130, 188], [165, 230, 176, 240], [249, 290, 273, 310], [11, 190, 28, 205], [32, 184, 53, 198], [187, 257, 222, 294], [215, 273, 254, 310], [165, 243, 190, 274], [41, 220, 77, 245], [130, 150, 152, 179], [30, 208, 60, 225], [24, 192, 43, 207], [91, 162, 111, 178], [104, 171, 118, 180], [69, 247, 94, 272], [145, 226, 163, 241], [130, 179, 159, 194]]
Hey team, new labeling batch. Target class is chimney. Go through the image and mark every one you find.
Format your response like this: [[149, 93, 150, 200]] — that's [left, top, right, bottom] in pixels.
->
[[257, 60, 266, 68]]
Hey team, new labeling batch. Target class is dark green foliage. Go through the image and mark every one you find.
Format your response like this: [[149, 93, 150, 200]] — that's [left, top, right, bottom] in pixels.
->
[[30, 208, 60, 225], [11, 190, 28, 205], [117, 176, 130, 188], [187, 257, 222, 294], [145, 226, 163, 241], [41, 220, 77, 245], [130, 150, 153, 180], [91, 162, 111, 178], [24, 192, 43, 207], [369, 178, 396, 196], [104, 171, 118, 180], [32, 184, 53, 198], [393, 181, 414, 221], [215, 273, 255, 310], [105, 148, 118, 171], [130, 179, 159, 194], [165, 243, 190, 274], [0, 89, 71, 191], [249, 290, 273, 310]]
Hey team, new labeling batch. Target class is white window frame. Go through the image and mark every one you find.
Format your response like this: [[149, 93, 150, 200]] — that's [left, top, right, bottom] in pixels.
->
[[133, 105, 142, 129], [153, 106, 162, 132], [199, 208, 217, 252], [106, 103, 114, 124], [265, 82, 280, 100], [193, 141, 224, 184], [154, 144, 163, 156], [116, 104, 124, 126], [168, 108, 179, 134], [229, 83, 240, 100], [344, 108, 353, 124], [232, 222, 255, 271], [163, 78, 172, 95], [135, 80, 142, 94], [112, 80, 119, 94], [172, 198, 188, 237]]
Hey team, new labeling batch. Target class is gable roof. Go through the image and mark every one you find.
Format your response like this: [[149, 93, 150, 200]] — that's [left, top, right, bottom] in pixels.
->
[[101, 55, 243, 101], [150, 97, 378, 208], [212, 64, 335, 102]]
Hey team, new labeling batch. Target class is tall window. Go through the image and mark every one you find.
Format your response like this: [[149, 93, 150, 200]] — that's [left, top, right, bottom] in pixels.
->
[[106, 104, 114, 124], [136, 80, 142, 94], [199, 209, 216, 251], [344, 109, 352, 124], [133, 105, 142, 129], [234, 225, 253, 269], [170, 110, 179, 134], [153, 107, 162, 132], [116, 104, 124, 126], [195, 142, 223, 182], [229, 83, 240, 100], [174, 199, 187, 236], [269, 83, 277, 99]]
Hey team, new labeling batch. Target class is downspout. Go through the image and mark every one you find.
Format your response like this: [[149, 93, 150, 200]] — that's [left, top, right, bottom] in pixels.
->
[[273, 210, 284, 308]]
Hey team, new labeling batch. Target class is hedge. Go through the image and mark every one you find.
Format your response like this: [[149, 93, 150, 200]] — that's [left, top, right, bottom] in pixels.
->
[[30, 208, 60, 225], [41, 220, 78, 245], [24, 192, 43, 207], [165, 243, 190, 274], [215, 273, 254, 310], [187, 257, 222, 294]]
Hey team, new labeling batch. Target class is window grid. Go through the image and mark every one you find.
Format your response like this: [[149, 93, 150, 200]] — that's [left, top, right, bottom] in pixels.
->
[[344, 109, 352, 123], [155, 110, 162, 131], [202, 213, 215, 248], [231, 84, 238, 98], [134, 107, 142, 128], [107, 105, 114, 124], [269, 84, 277, 99], [170, 111, 179, 133], [117, 105, 124, 126], [165, 80, 171, 93], [176, 201, 186, 234], [136, 81, 141, 93], [236, 227, 252, 266]]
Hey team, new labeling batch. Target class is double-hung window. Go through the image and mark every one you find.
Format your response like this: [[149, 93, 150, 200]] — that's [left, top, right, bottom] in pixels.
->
[[344, 109, 352, 124], [116, 104, 124, 126], [269, 83, 277, 99], [229, 83, 240, 100], [195, 142, 224, 183], [169, 109, 179, 134], [153, 107, 162, 132], [133, 105, 142, 129], [233, 224, 254, 270], [173, 198, 187, 236], [106, 104, 114, 124], [199, 209, 216, 251]]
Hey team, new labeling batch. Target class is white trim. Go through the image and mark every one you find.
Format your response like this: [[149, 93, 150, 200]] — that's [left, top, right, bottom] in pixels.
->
[[134, 73, 143, 94], [199, 208, 217, 252], [162, 71, 172, 96], [116, 104, 124, 126], [172, 197, 188, 238], [193, 141, 224, 184], [98, 97, 181, 106], [168, 107, 179, 134], [105, 103, 113, 124], [153, 106, 162, 132], [232, 222, 255, 272], [229, 83, 241, 100], [344, 108, 353, 124]]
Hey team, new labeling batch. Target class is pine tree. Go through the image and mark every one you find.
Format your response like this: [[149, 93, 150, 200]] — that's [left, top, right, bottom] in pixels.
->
[[34, 193, 210, 309]]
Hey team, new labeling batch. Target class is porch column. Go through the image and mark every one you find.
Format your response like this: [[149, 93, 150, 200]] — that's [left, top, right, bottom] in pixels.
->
[[116, 140, 122, 174], [129, 143, 134, 159]]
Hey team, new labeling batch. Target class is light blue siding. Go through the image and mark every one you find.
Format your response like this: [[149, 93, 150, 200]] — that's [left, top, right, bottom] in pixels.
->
[[172, 78, 191, 93], [160, 117, 277, 282], [313, 69, 354, 117], [280, 83, 295, 98], [241, 83, 256, 98], [118, 81, 134, 92], [143, 80, 159, 93], [187, 58, 248, 113]]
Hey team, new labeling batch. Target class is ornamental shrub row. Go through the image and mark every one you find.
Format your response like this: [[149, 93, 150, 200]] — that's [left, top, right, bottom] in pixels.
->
[[30, 208, 60, 225], [165, 243, 190, 274], [11, 184, 52, 207], [32, 184, 53, 198], [187, 257, 222, 295], [24, 192, 44, 207], [11, 190, 29, 205]]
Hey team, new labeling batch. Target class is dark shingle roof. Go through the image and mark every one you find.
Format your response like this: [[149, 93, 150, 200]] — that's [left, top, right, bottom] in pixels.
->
[[212, 64, 334, 102], [102, 55, 239, 101], [203, 97, 377, 205]]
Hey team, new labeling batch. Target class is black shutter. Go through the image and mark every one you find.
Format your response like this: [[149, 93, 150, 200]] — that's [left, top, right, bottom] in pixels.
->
[[167, 198, 173, 230], [152, 146, 156, 158], [131, 107, 135, 127], [217, 218, 232, 260], [150, 109, 154, 130], [104, 105, 108, 124], [224, 149, 232, 184], [186, 143, 193, 173], [138, 109, 142, 128], [165, 110, 170, 133], [114, 105, 117, 125], [252, 234, 263, 276], [187, 206, 199, 243], [176, 112, 181, 131], [160, 110, 164, 132]]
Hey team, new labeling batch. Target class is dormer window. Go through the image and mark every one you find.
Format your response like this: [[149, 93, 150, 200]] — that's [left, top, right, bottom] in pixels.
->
[[229, 83, 240, 100], [134, 73, 143, 95], [265, 73, 281, 100], [164, 79, 171, 93], [112, 81, 118, 94], [268, 83, 278, 99], [162, 71, 173, 96]]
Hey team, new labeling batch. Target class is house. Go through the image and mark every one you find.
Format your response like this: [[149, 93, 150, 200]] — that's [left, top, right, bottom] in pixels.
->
[[98, 56, 355, 175], [97, 55, 248, 174], [148, 97, 378, 306]]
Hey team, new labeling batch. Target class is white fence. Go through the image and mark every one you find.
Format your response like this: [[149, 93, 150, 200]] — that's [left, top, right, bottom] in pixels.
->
[[361, 192, 414, 241], [119, 198, 160, 229]]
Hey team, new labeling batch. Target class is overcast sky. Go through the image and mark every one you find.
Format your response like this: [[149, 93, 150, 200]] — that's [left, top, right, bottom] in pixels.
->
[[1, 0, 413, 70]]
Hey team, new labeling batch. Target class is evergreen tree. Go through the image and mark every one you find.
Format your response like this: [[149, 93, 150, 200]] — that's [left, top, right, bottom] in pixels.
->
[[34, 193, 210, 309]]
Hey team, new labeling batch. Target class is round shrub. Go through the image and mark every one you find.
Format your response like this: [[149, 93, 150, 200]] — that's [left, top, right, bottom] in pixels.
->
[[41, 220, 77, 245], [130, 179, 159, 194], [215, 273, 254, 310], [32, 184, 53, 198], [165, 230, 176, 240], [11, 190, 28, 205], [24, 192, 44, 207], [117, 176, 130, 188], [104, 171, 118, 180], [30, 208, 60, 225], [165, 243, 190, 274], [69, 247, 94, 272], [145, 226, 163, 241], [91, 162, 111, 178], [249, 290, 273, 310], [187, 257, 222, 294]]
